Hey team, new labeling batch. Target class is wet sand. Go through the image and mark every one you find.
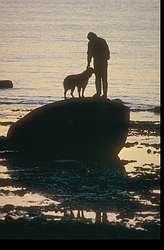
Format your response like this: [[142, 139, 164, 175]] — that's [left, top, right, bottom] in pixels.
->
[[0, 119, 160, 239], [0, 217, 160, 239]]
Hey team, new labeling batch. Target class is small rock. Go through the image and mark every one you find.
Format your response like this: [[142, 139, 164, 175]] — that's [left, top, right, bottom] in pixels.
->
[[0, 80, 13, 88]]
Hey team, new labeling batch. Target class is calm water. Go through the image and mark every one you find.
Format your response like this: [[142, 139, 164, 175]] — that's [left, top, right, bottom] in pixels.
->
[[0, 0, 160, 109], [0, 0, 160, 239]]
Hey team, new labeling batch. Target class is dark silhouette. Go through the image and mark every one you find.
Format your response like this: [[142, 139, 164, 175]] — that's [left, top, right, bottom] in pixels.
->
[[95, 211, 108, 223], [87, 32, 110, 98], [63, 67, 94, 99], [0, 98, 129, 162], [0, 80, 13, 88]]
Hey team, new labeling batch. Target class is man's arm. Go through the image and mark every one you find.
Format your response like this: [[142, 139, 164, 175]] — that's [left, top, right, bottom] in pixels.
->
[[87, 42, 92, 68]]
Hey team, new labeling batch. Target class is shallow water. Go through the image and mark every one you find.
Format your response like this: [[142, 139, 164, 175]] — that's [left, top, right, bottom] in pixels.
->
[[0, 0, 160, 239], [0, 0, 160, 110], [0, 118, 160, 239]]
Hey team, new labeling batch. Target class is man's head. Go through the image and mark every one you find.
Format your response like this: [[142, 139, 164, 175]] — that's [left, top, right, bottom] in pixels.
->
[[87, 32, 97, 41]]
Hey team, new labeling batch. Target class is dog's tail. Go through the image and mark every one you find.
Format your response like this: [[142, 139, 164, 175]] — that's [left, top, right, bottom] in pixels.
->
[[63, 79, 67, 99]]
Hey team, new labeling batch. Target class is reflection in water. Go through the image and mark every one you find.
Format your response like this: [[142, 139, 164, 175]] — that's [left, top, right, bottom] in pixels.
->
[[42, 209, 160, 231], [43, 210, 118, 224], [0, 191, 60, 209], [0, 155, 160, 237], [119, 141, 160, 173]]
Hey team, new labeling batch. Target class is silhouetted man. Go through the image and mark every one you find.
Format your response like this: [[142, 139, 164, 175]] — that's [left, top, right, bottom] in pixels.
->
[[87, 32, 110, 98]]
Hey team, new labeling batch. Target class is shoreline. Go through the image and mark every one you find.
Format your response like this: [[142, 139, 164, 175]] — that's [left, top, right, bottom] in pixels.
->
[[0, 105, 160, 138], [0, 135, 160, 239], [0, 108, 160, 168], [0, 103, 160, 239]]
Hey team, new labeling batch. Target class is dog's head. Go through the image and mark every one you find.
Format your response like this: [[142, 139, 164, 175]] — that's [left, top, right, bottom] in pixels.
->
[[85, 67, 94, 78]]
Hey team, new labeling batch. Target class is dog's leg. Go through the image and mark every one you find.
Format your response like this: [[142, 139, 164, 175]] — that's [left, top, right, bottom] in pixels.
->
[[77, 86, 81, 98], [64, 90, 67, 100], [71, 86, 75, 98], [82, 87, 86, 97]]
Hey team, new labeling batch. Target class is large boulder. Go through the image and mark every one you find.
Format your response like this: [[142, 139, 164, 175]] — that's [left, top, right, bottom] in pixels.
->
[[0, 98, 129, 161], [0, 80, 13, 88]]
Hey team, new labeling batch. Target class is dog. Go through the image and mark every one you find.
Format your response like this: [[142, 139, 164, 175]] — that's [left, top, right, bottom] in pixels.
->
[[63, 67, 94, 99]]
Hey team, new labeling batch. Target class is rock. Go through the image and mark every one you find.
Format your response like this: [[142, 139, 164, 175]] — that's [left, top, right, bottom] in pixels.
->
[[0, 98, 129, 161], [153, 106, 160, 114], [0, 80, 13, 88]]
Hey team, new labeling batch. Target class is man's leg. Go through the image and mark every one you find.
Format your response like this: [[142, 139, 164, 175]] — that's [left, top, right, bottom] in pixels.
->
[[102, 62, 108, 97], [94, 61, 101, 96], [95, 73, 101, 96]]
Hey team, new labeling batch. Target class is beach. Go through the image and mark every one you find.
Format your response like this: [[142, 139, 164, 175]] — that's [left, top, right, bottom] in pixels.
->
[[0, 106, 160, 239], [0, 0, 160, 239]]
